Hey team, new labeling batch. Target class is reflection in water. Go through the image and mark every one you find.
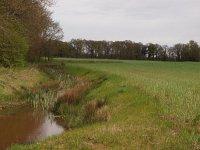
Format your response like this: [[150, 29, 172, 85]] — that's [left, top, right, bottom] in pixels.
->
[[0, 106, 65, 149]]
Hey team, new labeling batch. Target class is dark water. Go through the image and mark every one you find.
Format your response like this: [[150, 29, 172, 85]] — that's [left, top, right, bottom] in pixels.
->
[[0, 106, 65, 149]]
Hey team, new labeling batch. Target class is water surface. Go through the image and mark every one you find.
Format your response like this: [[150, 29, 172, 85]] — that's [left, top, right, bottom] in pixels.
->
[[0, 106, 65, 149]]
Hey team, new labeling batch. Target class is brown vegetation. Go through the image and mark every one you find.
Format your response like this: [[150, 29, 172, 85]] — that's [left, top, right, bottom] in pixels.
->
[[39, 80, 60, 91], [58, 78, 90, 104]]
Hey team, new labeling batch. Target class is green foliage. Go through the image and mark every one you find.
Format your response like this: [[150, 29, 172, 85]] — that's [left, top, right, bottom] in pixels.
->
[[0, 0, 63, 64], [0, 19, 28, 67]]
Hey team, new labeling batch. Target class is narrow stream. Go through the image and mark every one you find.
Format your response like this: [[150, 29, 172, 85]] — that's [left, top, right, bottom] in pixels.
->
[[0, 105, 65, 149]]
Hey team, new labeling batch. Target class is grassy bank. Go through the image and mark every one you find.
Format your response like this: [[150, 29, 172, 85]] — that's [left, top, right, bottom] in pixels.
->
[[10, 59, 200, 149], [0, 65, 49, 108]]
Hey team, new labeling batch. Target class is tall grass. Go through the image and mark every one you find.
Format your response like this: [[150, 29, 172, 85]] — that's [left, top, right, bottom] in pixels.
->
[[27, 89, 56, 110], [0, 66, 48, 107]]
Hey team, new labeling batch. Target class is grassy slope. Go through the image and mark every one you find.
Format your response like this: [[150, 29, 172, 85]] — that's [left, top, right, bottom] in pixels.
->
[[0, 65, 49, 106], [10, 59, 200, 149]]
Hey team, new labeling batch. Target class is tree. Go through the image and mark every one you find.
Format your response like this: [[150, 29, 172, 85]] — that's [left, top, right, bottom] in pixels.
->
[[188, 41, 200, 61], [147, 43, 156, 60], [70, 39, 85, 58], [0, 5, 28, 67], [173, 44, 184, 61], [51, 39, 200, 62], [0, 22, 28, 67], [42, 21, 64, 60], [0, 0, 63, 65]]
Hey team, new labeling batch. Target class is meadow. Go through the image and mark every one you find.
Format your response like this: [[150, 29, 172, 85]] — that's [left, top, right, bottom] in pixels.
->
[[62, 59, 200, 122], [5, 59, 200, 149]]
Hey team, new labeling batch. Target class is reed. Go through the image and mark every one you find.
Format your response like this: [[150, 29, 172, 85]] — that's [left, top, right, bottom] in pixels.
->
[[27, 89, 56, 110]]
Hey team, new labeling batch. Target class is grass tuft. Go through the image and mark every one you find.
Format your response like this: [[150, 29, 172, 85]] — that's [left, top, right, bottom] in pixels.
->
[[83, 99, 110, 123]]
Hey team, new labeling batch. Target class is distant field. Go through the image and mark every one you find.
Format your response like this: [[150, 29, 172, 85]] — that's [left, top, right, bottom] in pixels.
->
[[61, 59, 200, 121], [11, 59, 200, 149]]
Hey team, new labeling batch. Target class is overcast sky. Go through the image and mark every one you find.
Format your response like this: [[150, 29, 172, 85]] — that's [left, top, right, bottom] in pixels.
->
[[51, 0, 200, 45]]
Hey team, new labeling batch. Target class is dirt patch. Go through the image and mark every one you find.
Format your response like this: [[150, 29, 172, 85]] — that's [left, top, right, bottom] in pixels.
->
[[83, 141, 108, 150]]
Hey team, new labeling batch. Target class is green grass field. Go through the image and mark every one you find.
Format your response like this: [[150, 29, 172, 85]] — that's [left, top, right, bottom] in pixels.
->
[[63, 59, 200, 121], [9, 59, 200, 149]]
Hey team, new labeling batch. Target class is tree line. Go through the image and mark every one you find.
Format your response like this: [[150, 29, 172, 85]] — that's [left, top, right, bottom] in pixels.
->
[[0, 0, 63, 67], [1, 0, 199, 66], [52, 39, 200, 61]]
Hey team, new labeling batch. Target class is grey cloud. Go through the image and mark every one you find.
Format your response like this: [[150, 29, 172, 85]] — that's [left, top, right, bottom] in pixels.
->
[[51, 0, 200, 45]]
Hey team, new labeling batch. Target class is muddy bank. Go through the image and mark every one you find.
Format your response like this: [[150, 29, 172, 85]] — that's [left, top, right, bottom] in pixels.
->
[[0, 101, 26, 111]]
